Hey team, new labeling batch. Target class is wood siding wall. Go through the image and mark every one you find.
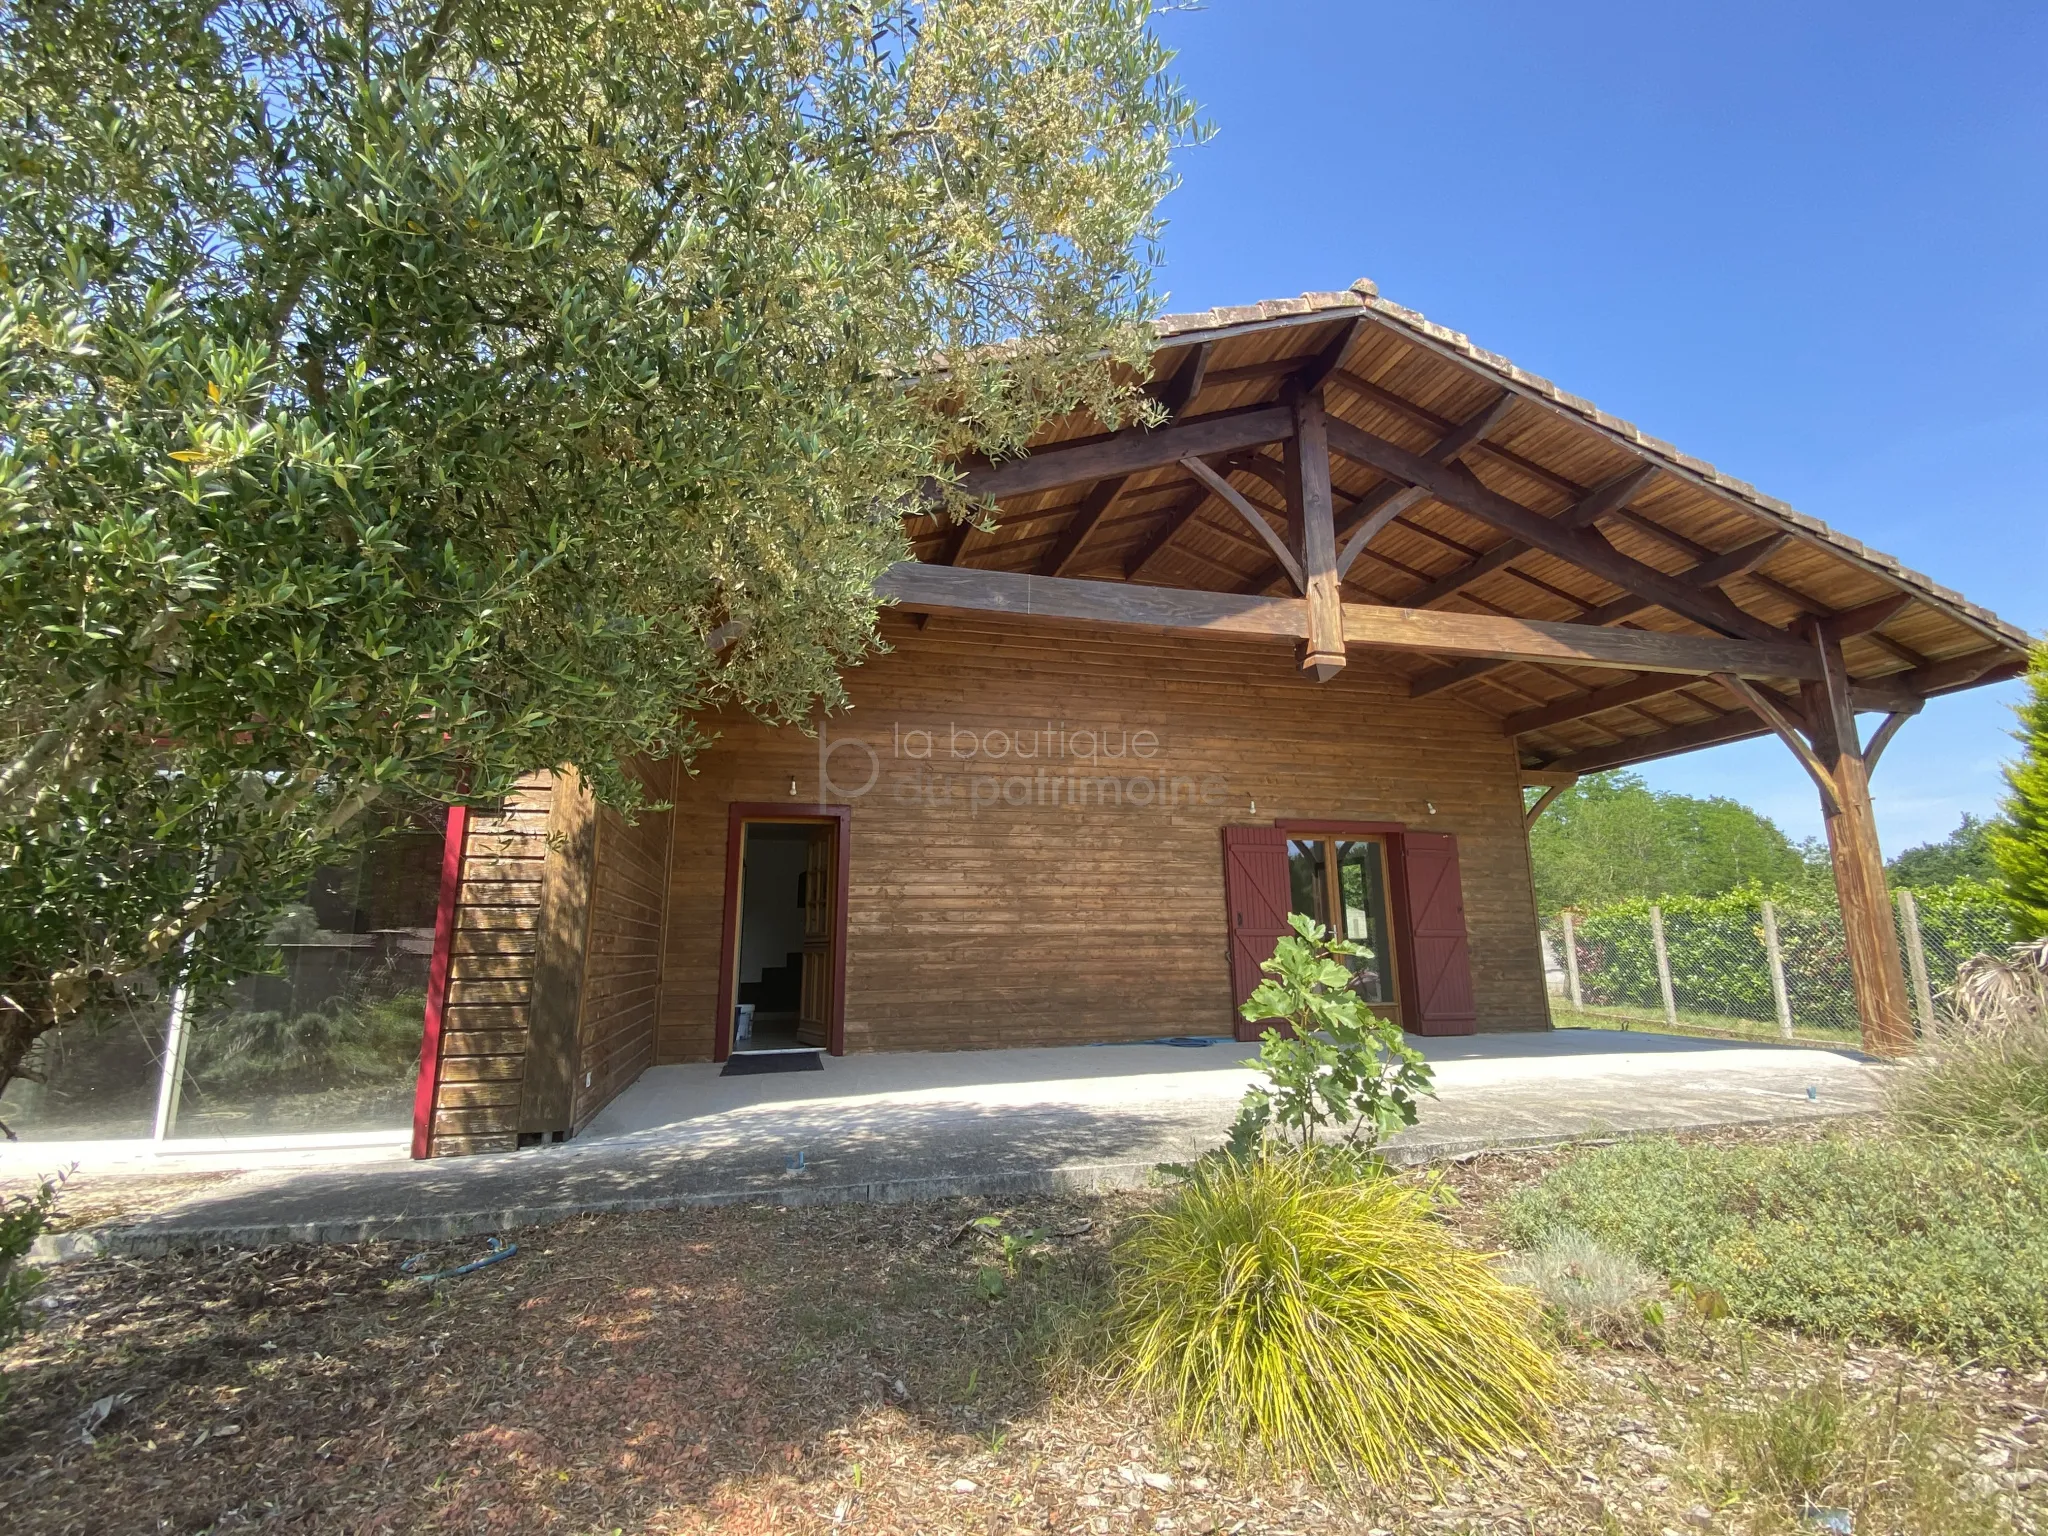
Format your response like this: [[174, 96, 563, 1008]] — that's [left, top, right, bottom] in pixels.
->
[[654, 615, 1548, 1062], [431, 773, 553, 1155], [424, 765, 672, 1156], [570, 763, 674, 1132]]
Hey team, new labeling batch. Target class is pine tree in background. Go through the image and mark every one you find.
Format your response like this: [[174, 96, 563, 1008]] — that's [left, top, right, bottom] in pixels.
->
[[1991, 646, 2048, 938]]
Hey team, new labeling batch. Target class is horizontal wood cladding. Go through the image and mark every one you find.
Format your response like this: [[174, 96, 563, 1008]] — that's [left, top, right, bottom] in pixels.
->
[[654, 614, 1547, 1062], [570, 759, 673, 1132], [428, 775, 552, 1156]]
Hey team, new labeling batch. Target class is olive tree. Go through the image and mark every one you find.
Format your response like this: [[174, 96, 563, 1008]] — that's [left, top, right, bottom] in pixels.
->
[[0, 0, 1196, 1102]]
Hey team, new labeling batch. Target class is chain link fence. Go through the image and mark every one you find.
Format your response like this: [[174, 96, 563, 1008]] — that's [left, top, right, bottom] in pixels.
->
[[1540, 885, 2013, 1044]]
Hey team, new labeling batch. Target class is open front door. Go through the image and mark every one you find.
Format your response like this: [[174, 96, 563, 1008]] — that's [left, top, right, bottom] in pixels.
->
[[1221, 825, 1292, 1041], [796, 827, 834, 1047]]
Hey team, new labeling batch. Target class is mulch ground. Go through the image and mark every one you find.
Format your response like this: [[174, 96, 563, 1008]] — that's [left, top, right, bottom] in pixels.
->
[[2, 1128, 2043, 1535]]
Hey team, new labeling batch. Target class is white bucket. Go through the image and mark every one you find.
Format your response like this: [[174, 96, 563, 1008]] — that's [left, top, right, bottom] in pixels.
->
[[734, 1003, 755, 1042]]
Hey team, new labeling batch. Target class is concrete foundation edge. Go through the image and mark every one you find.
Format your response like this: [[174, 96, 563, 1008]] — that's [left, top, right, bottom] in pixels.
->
[[35, 1106, 1862, 1261]]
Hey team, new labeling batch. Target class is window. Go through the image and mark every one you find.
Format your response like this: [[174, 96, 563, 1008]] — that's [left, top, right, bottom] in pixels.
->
[[1285, 835, 1400, 1018]]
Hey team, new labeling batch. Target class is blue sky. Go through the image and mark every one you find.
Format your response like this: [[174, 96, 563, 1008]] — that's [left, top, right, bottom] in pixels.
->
[[1147, 0, 2048, 855]]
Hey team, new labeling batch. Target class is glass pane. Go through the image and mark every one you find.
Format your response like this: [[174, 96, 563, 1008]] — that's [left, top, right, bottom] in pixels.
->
[[1286, 839, 1330, 927], [1333, 839, 1396, 1005], [0, 998, 170, 1141], [170, 809, 445, 1138]]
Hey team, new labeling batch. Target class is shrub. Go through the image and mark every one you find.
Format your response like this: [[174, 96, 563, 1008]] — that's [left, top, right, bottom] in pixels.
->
[[1891, 1018, 2048, 1148], [1890, 939, 2048, 1146], [1502, 1134, 2048, 1363], [0, 1178, 57, 1350], [1686, 1375, 2013, 1535], [1114, 1151, 1556, 1483], [1498, 1228, 1665, 1348], [191, 989, 426, 1091], [1990, 643, 2048, 938], [1562, 882, 2010, 1030], [1229, 914, 1434, 1157]]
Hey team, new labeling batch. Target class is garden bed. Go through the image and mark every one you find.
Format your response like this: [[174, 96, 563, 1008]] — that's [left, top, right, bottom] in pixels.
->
[[2, 1128, 2043, 1535]]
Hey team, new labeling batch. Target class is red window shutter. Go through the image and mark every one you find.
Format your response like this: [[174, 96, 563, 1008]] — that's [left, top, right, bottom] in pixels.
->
[[1400, 832, 1478, 1036], [1221, 824, 1291, 1042]]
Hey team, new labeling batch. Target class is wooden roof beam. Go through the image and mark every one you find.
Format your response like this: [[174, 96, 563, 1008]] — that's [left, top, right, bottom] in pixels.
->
[[1323, 415, 1782, 643], [1294, 318, 1369, 395], [1237, 391, 1516, 596], [1816, 592, 1913, 644], [1335, 348, 1967, 659], [1181, 457, 1304, 592], [1121, 482, 1214, 582], [1411, 532, 1793, 700], [959, 402, 1292, 502], [1502, 673, 1716, 736], [1399, 462, 1662, 610], [876, 563, 1824, 679], [1536, 711, 1775, 775], [1345, 312, 2020, 665], [1600, 503, 1916, 651], [1512, 649, 2017, 757], [1036, 474, 1132, 577], [1153, 342, 1213, 417]]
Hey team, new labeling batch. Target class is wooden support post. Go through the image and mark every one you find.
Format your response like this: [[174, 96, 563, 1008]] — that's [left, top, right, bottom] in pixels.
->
[[1761, 898, 1794, 1039], [1898, 888, 1936, 1038], [1801, 631, 1915, 1056], [1285, 388, 1345, 681], [1650, 904, 1679, 1028], [1561, 910, 1582, 1010]]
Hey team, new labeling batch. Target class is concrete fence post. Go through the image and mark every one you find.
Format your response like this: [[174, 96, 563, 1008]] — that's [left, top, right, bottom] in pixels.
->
[[1650, 904, 1679, 1029], [1898, 888, 1936, 1038], [1761, 899, 1794, 1039], [1562, 909, 1583, 1010]]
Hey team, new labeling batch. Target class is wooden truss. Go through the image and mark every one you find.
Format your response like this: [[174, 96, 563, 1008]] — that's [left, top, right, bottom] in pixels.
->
[[896, 326, 2029, 1056]]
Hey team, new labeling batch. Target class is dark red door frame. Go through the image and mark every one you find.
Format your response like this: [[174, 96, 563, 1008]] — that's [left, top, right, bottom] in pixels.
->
[[410, 803, 471, 1160], [714, 803, 852, 1061], [1271, 817, 1424, 1029]]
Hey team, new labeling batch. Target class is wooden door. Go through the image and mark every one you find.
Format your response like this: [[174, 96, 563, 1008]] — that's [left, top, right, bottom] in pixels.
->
[[1221, 825, 1292, 1041], [796, 827, 834, 1047], [1399, 832, 1477, 1036]]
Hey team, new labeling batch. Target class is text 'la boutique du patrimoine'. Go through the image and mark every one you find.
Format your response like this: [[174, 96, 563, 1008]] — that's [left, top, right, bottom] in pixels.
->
[[815, 720, 1233, 812]]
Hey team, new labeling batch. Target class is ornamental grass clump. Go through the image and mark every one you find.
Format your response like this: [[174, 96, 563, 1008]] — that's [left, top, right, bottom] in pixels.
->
[[1890, 937, 2048, 1147], [1499, 1227, 1667, 1348], [1114, 1152, 1556, 1484]]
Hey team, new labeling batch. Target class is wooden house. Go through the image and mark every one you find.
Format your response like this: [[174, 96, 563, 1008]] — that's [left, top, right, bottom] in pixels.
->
[[410, 280, 2034, 1157]]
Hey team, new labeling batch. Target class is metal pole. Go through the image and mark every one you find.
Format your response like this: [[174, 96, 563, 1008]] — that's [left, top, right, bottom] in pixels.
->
[[150, 957, 195, 1143], [1562, 910, 1583, 1010], [1762, 899, 1794, 1039], [1897, 888, 1936, 1039], [1650, 904, 1678, 1029]]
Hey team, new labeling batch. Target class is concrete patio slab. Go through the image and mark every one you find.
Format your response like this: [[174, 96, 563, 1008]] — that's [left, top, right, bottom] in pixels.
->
[[15, 1028, 1886, 1255]]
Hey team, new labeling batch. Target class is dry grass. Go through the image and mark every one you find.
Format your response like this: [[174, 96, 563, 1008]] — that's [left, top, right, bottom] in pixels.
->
[[0, 1133, 2041, 1535]]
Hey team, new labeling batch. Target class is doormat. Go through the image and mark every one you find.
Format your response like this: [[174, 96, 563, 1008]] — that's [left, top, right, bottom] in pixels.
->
[[723, 1050, 824, 1076]]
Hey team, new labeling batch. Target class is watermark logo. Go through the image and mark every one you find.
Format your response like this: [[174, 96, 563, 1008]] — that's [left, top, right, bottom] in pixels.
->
[[815, 718, 1228, 816]]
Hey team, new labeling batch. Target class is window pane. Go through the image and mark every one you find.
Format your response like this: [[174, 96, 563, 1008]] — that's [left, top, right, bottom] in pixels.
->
[[1287, 838, 1330, 928], [1333, 839, 1395, 1005]]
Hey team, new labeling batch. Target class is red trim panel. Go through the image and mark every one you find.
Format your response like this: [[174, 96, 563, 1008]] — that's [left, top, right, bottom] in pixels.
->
[[410, 802, 470, 1159]]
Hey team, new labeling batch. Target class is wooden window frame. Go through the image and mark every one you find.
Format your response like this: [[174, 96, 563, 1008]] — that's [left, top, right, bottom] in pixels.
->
[[1273, 818, 1423, 1032], [714, 803, 852, 1061]]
